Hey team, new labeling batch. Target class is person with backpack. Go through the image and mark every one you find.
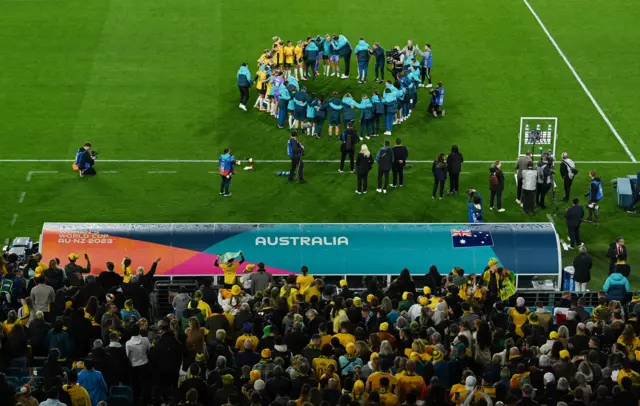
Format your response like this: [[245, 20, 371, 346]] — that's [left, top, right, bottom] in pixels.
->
[[488, 160, 506, 212], [1, 264, 24, 308], [376, 140, 394, 194], [536, 153, 553, 209], [339, 121, 359, 173], [356, 144, 374, 194], [432, 153, 447, 199], [585, 170, 603, 224], [560, 152, 578, 201]]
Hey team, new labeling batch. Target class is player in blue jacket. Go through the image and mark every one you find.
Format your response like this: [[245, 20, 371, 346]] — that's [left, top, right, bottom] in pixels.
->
[[382, 88, 397, 136], [314, 93, 327, 139], [277, 82, 291, 129], [332, 34, 352, 79], [305, 93, 317, 136], [218, 148, 236, 197], [328, 92, 344, 140], [354, 38, 371, 83], [371, 90, 384, 137], [321, 34, 333, 76], [355, 95, 374, 139], [303, 39, 319, 80], [420, 44, 433, 87], [237, 63, 252, 111], [371, 43, 385, 83]]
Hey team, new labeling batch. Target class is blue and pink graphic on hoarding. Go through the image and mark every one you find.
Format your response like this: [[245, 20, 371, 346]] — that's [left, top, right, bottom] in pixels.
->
[[41, 223, 561, 277]]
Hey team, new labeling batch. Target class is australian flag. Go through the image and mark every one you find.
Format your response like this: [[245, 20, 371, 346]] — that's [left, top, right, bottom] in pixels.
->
[[452, 229, 494, 248]]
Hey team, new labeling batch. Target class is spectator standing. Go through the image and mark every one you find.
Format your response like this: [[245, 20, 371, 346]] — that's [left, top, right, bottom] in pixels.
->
[[603, 270, 630, 302], [251, 262, 275, 295], [572, 246, 592, 292], [97, 261, 122, 291], [376, 140, 394, 194], [446, 144, 463, 194], [565, 198, 584, 248], [64, 253, 90, 279], [431, 153, 447, 200], [515, 151, 532, 205], [560, 152, 578, 201], [30, 277, 55, 317], [391, 138, 408, 188], [607, 237, 627, 275], [488, 160, 505, 212], [355, 144, 374, 194], [126, 325, 151, 405], [521, 161, 538, 215], [76, 362, 106, 406]]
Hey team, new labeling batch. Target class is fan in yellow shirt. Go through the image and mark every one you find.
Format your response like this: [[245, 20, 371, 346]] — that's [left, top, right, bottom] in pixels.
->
[[304, 279, 322, 302], [319, 364, 342, 390], [122, 256, 133, 283], [333, 322, 356, 346], [508, 296, 530, 337], [366, 365, 397, 394], [312, 345, 338, 381], [64, 371, 91, 406], [188, 291, 211, 318], [375, 376, 399, 406], [317, 323, 333, 348], [214, 252, 245, 288], [296, 266, 314, 294]]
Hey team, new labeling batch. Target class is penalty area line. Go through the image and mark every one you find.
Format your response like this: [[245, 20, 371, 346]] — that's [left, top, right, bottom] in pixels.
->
[[0, 159, 636, 164], [522, 0, 637, 163]]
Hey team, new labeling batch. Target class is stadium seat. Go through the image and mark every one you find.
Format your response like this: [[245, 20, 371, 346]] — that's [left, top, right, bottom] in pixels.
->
[[110, 385, 133, 402], [6, 367, 27, 377], [617, 178, 633, 207], [6, 376, 19, 389], [107, 395, 133, 406]]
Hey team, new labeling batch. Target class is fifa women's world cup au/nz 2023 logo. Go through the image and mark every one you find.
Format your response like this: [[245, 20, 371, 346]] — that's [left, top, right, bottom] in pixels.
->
[[255, 236, 349, 246]]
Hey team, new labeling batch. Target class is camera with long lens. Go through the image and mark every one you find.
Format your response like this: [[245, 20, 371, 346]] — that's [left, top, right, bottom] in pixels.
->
[[385, 49, 401, 65]]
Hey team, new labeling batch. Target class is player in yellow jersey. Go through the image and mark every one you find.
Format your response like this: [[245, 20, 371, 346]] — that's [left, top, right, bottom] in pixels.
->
[[396, 361, 426, 402], [214, 252, 245, 288], [376, 376, 399, 406], [294, 40, 306, 81], [254, 64, 270, 111], [283, 41, 295, 79], [366, 360, 397, 394]]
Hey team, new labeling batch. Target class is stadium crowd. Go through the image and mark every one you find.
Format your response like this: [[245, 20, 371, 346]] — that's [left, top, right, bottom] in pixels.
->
[[0, 252, 640, 406]]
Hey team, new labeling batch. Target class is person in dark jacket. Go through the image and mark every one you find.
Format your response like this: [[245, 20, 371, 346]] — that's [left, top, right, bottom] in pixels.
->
[[287, 131, 305, 183], [489, 160, 505, 212], [122, 276, 150, 319], [424, 265, 442, 296], [150, 324, 184, 405], [385, 269, 416, 299], [446, 145, 464, 194], [339, 121, 359, 173], [251, 263, 275, 295], [237, 63, 252, 111], [266, 366, 292, 399], [585, 170, 602, 223], [236, 339, 261, 370], [200, 278, 217, 309], [606, 237, 627, 274], [28, 312, 51, 356], [391, 138, 408, 188], [375, 140, 394, 193], [105, 332, 129, 385], [355, 144, 374, 194], [64, 253, 91, 279], [97, 262, 122, 292], [572, 246, 592, 292], [565, 198, 584, 249], [432, 153, 447, 199]]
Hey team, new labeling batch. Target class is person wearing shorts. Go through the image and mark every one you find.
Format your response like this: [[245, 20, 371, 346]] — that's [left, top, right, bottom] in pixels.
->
[[322, 34, 332, 76]]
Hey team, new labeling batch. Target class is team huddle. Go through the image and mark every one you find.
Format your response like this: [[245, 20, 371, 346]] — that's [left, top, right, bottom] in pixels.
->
[[236, 35, 445, 139]]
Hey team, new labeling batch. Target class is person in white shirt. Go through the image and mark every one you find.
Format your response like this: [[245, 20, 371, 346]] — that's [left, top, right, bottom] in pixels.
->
[[126, 325, 150, 405]]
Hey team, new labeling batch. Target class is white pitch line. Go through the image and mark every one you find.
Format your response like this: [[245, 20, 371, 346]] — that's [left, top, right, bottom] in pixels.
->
[[10, 214, 18, 227], [522, 0, 637, 163], [546, 214, 555, 223], [147, 170, 177, 174], [101, 170, 119, 174], [0, 159, 636, 164], [26, 170, 59, 181], [18, 192, 26, 203]]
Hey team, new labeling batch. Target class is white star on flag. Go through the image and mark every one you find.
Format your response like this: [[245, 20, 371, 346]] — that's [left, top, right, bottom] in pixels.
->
[[460, 239, 466, 244]]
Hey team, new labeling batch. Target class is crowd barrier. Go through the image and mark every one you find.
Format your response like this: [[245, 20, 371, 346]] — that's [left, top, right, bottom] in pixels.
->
[[41, 222, 562, 289]]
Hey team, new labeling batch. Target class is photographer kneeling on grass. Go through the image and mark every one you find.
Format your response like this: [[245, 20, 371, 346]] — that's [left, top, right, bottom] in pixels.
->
[[74, 142, 97, 177]]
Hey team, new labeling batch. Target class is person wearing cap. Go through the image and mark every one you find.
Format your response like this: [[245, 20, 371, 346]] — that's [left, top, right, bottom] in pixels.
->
[[339, 342, 364, 376], [120, 298, 141, 322], [399, 291, 415, 312], [376, 322, 397, 349], [214, 251, 246, 289], [64, 253, 91, 279], [187, 290, 211, 319], [338, 279, 354, 300], [235, 322, 259, 350], [522, 312, 546, 347], [552, 349, 576, 380], [253, 348, 277, 381]]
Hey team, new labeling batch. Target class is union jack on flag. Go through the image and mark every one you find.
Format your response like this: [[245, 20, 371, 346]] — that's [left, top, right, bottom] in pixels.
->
[[451, 229, 494, 248]]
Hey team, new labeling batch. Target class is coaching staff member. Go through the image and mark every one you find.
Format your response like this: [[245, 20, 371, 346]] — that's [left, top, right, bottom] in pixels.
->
[[339, 121, 359, 173], [564, 198, 584, 249], [287, 131, 306, 183], [391, 138, 408, 188]]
